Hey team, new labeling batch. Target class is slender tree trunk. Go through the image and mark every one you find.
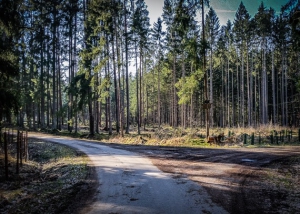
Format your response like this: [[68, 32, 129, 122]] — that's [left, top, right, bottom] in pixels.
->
[[135, 43, 140, 134], [221, 60, 224, 127], [73, 11, 77, 132], [124, 0, 130, 134], [272, 50, 276, 124], [281, 46, 285, 126], [227, 58, 230, 126], [241, 45, 245, 126], [231, 66, 235, 126], [250, 51, 253, 126], [112, 27, 120, 133], [40, 27, 45, 129], [116, 22, 123, 137], [58, 53, 63, 130], [262, 43, 267, 124], [52, 7, 57, 130], [182, 59, 186, 128], [202, 0, 209, 137], [209, 47, 213, 127], [284, 52, 288, 126], [47, 44, 50, 127], [173, 53, 177, 127], [246, 47, 251, 126], [139, 49, 143, 130], [158, 60, 161, 128], [236, 62, 239, 126]]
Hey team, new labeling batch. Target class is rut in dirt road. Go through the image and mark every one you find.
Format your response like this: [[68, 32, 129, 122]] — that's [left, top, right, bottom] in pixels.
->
[[30, 134, 228, 214]]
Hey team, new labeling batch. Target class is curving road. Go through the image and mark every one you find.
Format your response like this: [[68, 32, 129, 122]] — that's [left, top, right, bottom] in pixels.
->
[[29, 134, 228, 214]]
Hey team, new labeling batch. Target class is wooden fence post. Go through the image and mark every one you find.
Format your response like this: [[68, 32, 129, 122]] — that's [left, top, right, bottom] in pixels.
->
[[20, 131, 23, 167], [270, 133, 274, 144], [16, 131, 20, 174], [4, 132, 9, 180], [25, 131, 28, 162]]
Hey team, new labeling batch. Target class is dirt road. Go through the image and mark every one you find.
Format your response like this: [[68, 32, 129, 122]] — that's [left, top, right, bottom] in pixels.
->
[[30, 133, 300, 214], [30, 134, 227, 214], [118, 145, 300, 214]]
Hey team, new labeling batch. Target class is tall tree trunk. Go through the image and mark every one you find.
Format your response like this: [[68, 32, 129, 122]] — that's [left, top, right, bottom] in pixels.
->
[[236, 62, 239, 126], [68, 12, 73, 132], [284, 52, 288, 126], [281, 46, 285, 126], [58, 52, 62, 130], [52, 7, 57, 130], [262, 42, 268, 124], [231, 66, 235, 126], [135, 43, 140, 134], [272, 50, 276, 124], [209, 47, 213, 127], [139, 49, 143, 130], [47, 43, 50, 127], [40, 27, 45, 129], [116, 20, 123, 137], [73, 11, 77, 133], [202, 0, 209, 137], [158, 60, 161, 128], [173, 53, 177, 127], [124, 0, 130, 134], [221, 61, 224, 127], [182, 59, 186, 128], [112, 27, 120, 133], [227, 58, 230, 126], [241, 45, 245, 126], [250, 51, 254, 126]]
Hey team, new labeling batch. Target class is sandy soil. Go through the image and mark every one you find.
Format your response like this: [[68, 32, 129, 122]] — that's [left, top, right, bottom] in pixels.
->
[[108, 144, 300, 214]]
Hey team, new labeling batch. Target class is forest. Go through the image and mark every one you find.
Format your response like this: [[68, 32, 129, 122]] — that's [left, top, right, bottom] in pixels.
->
[[1, 0, 300, 136]]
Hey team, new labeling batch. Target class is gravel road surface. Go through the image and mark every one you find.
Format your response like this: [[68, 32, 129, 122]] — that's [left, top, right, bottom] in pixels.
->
[[31, 134, 227, 214]]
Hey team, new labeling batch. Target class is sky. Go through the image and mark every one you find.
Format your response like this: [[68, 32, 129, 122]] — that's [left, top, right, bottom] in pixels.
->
[[144, 0, 290, 26]]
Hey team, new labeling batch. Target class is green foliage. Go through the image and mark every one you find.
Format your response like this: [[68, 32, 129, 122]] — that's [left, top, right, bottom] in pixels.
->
[[97, 77, 111, 102], [0, 0, 23, 121], [176, 69, 203, 105], [296, 80, 300, 93]]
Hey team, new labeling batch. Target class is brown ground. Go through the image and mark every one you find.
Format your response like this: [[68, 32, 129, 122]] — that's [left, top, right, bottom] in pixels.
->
[[0, 139, 97, 214], [1, 133, 300, 213], [108, 143, 300, 214]]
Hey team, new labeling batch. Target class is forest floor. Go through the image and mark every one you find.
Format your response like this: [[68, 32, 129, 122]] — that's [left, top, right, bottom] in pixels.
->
[[0, 139, 96, 214], [1, 127, 300, 213]]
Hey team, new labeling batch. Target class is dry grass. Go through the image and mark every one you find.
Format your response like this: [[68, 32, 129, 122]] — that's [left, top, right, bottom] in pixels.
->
[[98, 124, 300, 148], [0, 139, 91, 214]]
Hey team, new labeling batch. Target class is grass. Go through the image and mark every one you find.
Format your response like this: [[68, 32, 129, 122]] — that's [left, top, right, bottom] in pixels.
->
[[3, 124, 300, 148], [265, 156, 300, 190], [0, 139, 91, 214]]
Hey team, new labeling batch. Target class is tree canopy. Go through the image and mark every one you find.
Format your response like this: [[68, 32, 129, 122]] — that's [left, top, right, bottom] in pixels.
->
[[1, 0, 300, 130]]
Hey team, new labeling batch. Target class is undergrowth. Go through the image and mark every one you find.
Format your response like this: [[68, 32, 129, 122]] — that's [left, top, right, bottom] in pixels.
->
[[0, 139, 91, 214]]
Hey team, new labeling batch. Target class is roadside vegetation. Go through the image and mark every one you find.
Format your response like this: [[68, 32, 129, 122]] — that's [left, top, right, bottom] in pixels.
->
[[35, 124, 300, 148], [0, 139, 92, 214]]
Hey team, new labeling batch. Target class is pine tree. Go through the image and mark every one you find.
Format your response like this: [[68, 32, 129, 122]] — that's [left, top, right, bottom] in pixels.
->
[[131, 0, 150, 134], [205, 7, 219, 127], [0, 0, 23, 123], [233, 2, 251, 126], [254, 3, 274, 124], [151, 17, 165, 128]]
